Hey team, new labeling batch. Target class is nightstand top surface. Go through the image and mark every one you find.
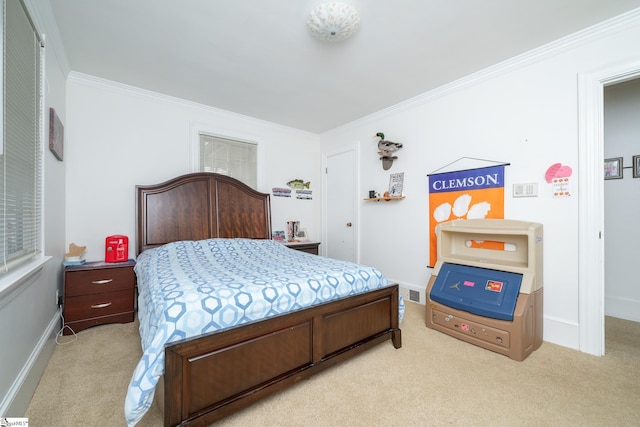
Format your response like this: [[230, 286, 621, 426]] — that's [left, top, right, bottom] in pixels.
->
[[64, 259, 135, 270], [280, 241, 320, 246]]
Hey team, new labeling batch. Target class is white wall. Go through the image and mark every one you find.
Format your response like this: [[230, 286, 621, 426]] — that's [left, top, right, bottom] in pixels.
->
[[0, 0, 68, 416], [65, 75, 321, 262], [321, 11, 640, 350], [604, 78, 640, 321], [6, 10, 638, 418]]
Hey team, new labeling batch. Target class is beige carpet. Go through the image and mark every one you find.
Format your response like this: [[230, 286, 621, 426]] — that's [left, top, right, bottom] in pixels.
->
[[25, 302, 640, 426]]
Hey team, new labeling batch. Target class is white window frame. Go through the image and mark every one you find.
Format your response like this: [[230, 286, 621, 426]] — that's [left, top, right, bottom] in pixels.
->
[[0, 0, 46, 274], [190, 123, 265, 191]]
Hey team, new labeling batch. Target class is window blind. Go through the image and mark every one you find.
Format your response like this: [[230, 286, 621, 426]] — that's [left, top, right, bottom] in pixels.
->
[[199, 133, 257, 189], [1, 0, 44, 272]]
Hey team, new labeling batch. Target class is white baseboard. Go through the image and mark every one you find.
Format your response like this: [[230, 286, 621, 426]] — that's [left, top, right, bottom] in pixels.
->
[[605, 296, 640, 322], [541, 315, 580, 351], [1, 309, 60, 416], [397, 282, 425, 305]]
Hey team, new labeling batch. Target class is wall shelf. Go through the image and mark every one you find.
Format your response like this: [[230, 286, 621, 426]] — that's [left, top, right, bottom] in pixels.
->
[[363, 196, 406, 202]]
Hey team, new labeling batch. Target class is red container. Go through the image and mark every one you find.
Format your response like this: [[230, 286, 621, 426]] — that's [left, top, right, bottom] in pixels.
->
[[105, 235, 128, 263]]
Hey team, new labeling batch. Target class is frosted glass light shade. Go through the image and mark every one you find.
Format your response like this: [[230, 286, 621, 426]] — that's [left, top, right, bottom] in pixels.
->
[[306, 2, 360, 41]]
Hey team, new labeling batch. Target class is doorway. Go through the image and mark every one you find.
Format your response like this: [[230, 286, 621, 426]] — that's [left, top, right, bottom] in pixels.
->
[[322, 144, 359, 262], [578, 60, 640, 356], [603, 79, 640, 321]]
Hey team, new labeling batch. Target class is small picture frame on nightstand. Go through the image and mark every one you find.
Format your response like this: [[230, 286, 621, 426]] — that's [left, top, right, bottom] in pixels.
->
[[295, 228, 309, 242]]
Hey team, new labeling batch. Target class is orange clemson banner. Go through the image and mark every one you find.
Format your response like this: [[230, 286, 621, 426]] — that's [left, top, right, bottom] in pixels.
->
[[428, 165, 505, 267]]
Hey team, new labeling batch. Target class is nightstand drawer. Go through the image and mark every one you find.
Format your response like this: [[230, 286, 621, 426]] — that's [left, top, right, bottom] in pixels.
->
[[64, 288, 135, 322], [65, 265, 135, 297], [282, 242, 320, 255], [63, 260, 136, 334]]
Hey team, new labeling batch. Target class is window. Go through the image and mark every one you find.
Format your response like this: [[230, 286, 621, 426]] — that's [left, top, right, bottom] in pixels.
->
[[1, 0, 44, 273], [198, 132, 258, 189]]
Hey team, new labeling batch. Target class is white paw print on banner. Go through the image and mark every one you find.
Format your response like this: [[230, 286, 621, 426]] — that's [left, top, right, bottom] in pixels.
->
[[433, 193, 491, 223]]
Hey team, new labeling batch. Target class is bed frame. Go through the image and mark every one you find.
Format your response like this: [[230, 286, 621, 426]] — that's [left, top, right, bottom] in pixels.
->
[[136, 172, 402, 427]]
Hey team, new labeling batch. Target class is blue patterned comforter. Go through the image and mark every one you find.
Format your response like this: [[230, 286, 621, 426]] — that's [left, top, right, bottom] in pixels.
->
[[124, 238, 404, 425]]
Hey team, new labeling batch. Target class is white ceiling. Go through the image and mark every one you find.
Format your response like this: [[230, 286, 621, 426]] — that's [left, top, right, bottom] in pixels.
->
[[49, 1, 640, 134]]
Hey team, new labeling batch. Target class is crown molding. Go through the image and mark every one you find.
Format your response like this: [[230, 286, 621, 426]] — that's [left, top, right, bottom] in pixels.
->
[[322, 7, 640, 137], [23, 0, 71, 77], [66, 71, 319, 139]]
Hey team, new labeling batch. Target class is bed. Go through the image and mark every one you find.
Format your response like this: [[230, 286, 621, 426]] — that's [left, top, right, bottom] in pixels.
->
[[126, 172, 403, 426]]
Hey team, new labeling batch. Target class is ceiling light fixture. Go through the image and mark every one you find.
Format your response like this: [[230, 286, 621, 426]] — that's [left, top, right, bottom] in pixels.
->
[[306, 2, 360, 42]]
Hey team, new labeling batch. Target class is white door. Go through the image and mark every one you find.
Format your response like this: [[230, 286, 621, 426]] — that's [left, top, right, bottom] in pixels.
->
[[325, 147, 357, 262]]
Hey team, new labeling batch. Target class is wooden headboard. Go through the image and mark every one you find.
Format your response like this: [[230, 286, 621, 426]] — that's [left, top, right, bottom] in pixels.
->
[[136, 173, 272, 254]]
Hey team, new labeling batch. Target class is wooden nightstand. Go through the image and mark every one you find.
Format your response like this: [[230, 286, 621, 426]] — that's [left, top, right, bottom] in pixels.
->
[[63, 260, 136, 335], [282, 241, 320, 255]]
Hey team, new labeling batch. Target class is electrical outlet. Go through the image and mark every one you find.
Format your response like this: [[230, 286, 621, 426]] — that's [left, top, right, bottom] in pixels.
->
[[513, 182, 538, 197], [55, 289, 59, 306]]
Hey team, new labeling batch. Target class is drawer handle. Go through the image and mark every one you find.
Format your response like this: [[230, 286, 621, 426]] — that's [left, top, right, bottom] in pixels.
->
[[91, 302, 112, 309], [91, 279, 113, 285]]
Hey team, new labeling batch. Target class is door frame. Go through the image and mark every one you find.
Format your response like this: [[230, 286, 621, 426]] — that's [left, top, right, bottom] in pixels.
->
[[321, 142, 360, 261], [578, 60, 640, 356]]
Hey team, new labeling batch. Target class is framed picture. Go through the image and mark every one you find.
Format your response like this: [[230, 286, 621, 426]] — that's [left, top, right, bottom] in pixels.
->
[[388, 172, 404, 197], [295, 228, 309, 241], [604, 157, 623, 180], [49, 108, 64, 161], [633, 155, 640, 178]]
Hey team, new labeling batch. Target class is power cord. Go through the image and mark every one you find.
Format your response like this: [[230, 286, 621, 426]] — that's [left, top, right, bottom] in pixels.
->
[[55, 311, 77, 345]]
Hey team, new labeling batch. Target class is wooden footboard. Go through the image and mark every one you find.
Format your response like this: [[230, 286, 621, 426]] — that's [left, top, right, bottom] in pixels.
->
[[164, 285, 402, 426]]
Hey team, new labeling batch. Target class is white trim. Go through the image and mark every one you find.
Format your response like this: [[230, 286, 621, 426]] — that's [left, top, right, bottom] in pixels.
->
[[0, 256, 50, 307], [605, 296, 640, 322], [321, 142, 360, 261], [189, 122, 265, 192], [543, 315, 580, 351], [0, 308, 59, 415], [398, 282, 426, 305], [23, 0, 71, 76], [322, 7, 640, 138], [578, 60, 640, 356], [68, 72, 316, 139]]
